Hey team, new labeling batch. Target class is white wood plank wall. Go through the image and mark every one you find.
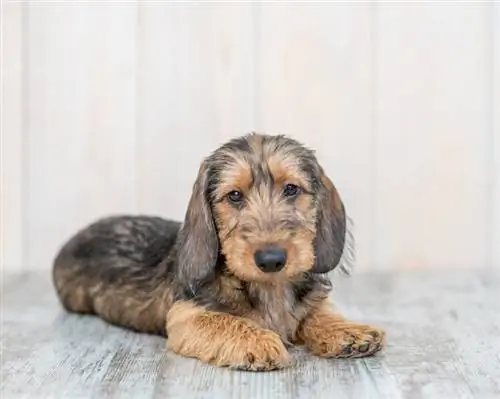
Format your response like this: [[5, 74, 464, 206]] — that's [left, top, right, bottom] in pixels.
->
[[1, 1, 499, 272]]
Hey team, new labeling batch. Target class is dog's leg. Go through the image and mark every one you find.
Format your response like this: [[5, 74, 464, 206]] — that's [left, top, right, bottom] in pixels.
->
[[297, 299, 385, 358], [166, 300, 291, 371]]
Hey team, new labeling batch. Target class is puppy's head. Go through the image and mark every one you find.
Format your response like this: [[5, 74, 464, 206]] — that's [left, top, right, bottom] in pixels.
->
[[176, 133, 353, 290]]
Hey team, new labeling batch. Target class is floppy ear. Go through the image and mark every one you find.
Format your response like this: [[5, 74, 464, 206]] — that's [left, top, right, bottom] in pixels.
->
[[175, 160, 219, 293], [312, 168, 351, 274]]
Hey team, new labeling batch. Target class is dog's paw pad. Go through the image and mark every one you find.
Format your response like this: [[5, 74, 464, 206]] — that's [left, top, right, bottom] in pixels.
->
[[309, 323, 385, 359]]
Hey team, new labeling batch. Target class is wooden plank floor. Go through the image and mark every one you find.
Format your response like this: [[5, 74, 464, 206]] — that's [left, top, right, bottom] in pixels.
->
[[1, 269, 500, 399]]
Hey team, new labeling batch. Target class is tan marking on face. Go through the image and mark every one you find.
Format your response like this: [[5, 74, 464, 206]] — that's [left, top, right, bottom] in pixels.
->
[[268, 151, 311, 191], [295, 192, 315, 219], [214, 186, 317, 282], [209, 136, 323, 283], [212, 153, 253, 200], [214, 201, 239, 240], [222, 164, 252, 194]]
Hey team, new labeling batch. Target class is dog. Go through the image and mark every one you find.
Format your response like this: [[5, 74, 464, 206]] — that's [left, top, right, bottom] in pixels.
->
[[52, 132, 385, 371]]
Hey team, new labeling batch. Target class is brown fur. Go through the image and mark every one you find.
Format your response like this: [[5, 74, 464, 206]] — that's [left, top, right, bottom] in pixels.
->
[[52, 132, 385, 371], [166, 301, 291, 371], [297, 299, 385, 358]]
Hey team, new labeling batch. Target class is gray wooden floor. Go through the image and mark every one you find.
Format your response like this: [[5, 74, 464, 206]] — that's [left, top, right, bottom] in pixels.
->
[[1, 269, 500, 399]]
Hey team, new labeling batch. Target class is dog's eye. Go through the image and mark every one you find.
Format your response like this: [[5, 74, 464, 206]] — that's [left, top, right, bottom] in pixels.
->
[[283, 184, 300, 197], [227, 190, 244, 203]]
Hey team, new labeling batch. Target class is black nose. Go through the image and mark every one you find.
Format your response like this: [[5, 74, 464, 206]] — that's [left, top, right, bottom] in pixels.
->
[[254, 247, 287, 273]]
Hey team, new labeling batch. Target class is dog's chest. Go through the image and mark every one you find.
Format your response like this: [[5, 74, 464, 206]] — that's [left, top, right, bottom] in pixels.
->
[[246, 284, 306, 344]]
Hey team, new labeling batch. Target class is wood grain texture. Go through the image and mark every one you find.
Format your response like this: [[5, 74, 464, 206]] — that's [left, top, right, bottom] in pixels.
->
[[135, 3, 254, 219], [1, 2, 24, 270], [373, 3, 491, 270], [255, 3, 375, 270], [493, 2, 500, 268], [1, 270, 500, 399], [24, 3, 138, 269], [1, 2, 499, 272]]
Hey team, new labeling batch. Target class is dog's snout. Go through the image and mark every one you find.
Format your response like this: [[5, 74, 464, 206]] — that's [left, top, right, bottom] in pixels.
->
[[254, 247, 287, 273]]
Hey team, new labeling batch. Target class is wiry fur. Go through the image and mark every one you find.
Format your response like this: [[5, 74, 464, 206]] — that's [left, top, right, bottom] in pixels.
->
[[53, 133, 385, 371]]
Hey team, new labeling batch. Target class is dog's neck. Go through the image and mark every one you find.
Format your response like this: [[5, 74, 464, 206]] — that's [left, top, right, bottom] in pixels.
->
[[212, 271, 332, 344]]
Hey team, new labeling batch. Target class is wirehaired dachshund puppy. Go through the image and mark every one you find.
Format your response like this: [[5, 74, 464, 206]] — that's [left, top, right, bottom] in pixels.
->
[[53, 133, 385, 371]]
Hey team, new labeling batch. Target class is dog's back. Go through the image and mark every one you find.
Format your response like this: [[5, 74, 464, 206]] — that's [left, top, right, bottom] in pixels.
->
[[52, 215, 181, 335]]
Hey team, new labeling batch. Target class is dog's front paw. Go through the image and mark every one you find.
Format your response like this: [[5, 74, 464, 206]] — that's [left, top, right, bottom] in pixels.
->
[[167, 303, 291, 371], [308, 322, 385, 358], [222, 329, 292, 371]]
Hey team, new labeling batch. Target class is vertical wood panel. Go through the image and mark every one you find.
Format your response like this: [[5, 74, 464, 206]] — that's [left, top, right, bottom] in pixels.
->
[[5, 2, 499, 271], [26, 3, 138, 269], [374, 3, 490, 269], [1, 2, 24, 270], [135, 4, 254, 219], [493, 2, 500, 268], [255, 3, 375, 270]]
